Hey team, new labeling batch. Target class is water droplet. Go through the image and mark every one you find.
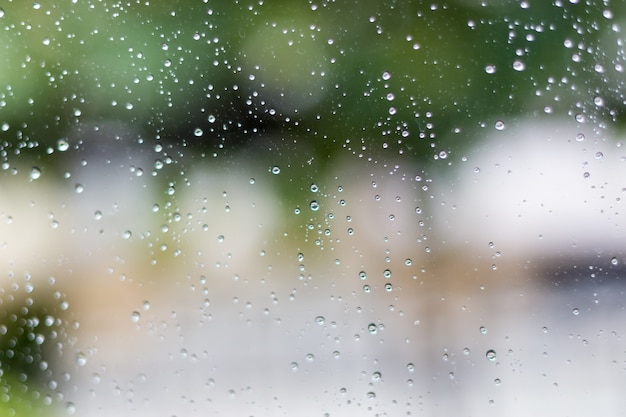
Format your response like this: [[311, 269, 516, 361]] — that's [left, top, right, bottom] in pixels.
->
[[383, 269, 392, 278], [368, 323, 378, 334], [495, 120, 506, 131], [66, 402, 76, 415], [76, 353, 87, 367], [407, 363, 415, 372], [359, 271, 367, 280], [194, 128, 203, 137], [310, 183, 319, 192], [384, 283, 393, 292], [306, 353, 315, 362], [366, 391, 376, 399], [74, 183, 84, 194], [494, 378, 501, 386], [486, 349, 497, 361], [611, 257, 619, 266], [290, 362, 299, 371], [309, 201, 320, 211], [382, 71, 391, 80], [0, 9, 4, 18], [372, 371, 382, 381], [594, 96, 605, 107], [363, 284, 371, 293], [485, 64, 496, 74], [271, 166, 281, 174], [315, 316, 325, 325], [122, 230, 132, 239], [512, 60, 525, 71], [131, 310, 141, 323], [572, 308, 580, 315], [57, 138, 69, 151], [30, 167, 42, 180]]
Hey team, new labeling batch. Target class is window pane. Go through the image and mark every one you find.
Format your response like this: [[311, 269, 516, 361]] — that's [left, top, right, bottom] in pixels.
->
[[0, 1, 624, 416]]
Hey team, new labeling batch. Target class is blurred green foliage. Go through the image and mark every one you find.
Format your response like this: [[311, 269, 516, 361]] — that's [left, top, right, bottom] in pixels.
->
[[0, 0, 622, 166], [0, 290, 66, 417]]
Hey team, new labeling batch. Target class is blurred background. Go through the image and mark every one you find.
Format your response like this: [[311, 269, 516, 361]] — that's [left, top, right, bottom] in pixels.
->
[[1, 1, 625, 416]]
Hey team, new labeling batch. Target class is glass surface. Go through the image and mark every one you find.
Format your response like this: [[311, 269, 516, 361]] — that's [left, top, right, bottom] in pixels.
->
[[1, 1, 625, 416]]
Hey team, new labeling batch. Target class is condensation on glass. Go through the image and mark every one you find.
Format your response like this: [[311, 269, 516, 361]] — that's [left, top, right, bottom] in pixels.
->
[[0, 1, 624, 417]]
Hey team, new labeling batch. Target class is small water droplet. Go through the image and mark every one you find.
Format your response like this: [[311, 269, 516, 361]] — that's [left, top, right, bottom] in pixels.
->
[[290, 362, 299, 371], [368, 323, 378, 334], [57, 138, 69, 151], [309, 201, 320, 211], [76, 353, 87, 367], [512, 60, 525, 71], [611, 257, 619, 266], [131, 310, 141, 323], [486, 349, 497, 361], [122, 230, 132, 239], [572, 308, 580, 315], [30, 167, 42, 180], [383, 269, 392, 278], [495, 120, 506, 131], [315, 316, 325, 325], [271, 166, 281, 174], [485, 64, 496, 74], [359, 271, 367, 280]]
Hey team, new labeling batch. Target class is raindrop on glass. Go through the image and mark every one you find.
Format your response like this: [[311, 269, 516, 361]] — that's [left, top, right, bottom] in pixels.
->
[[30, 166, 42, 180], [57, 138, 69, 151]]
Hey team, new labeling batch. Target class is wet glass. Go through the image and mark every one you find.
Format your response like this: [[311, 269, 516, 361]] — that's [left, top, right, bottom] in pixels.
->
[[0, 1, 625, 416]]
